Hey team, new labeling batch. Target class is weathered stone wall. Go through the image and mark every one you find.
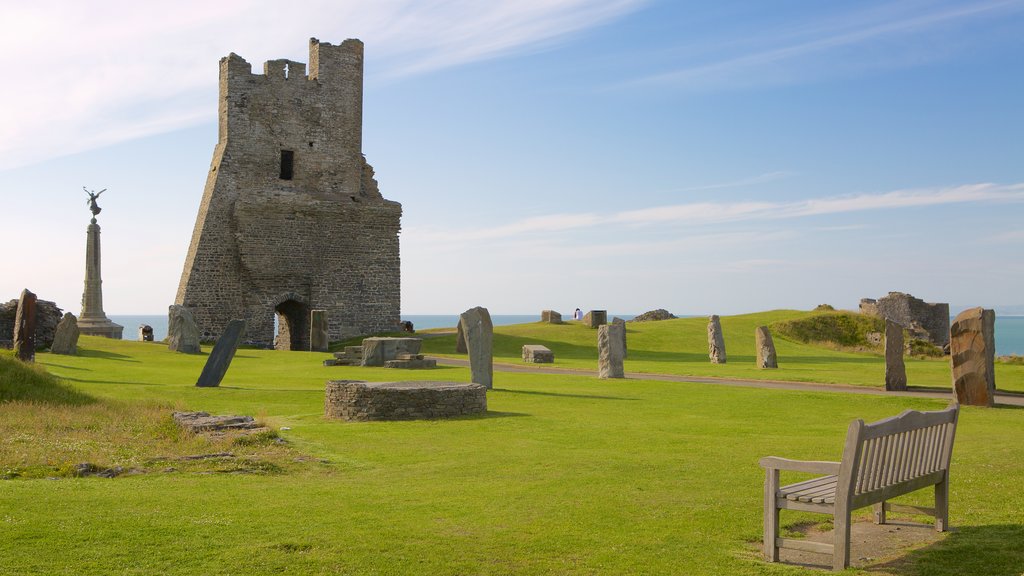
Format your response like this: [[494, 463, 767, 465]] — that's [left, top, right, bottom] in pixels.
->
[[325, 380, 487, 421], [0, 298, 63, 350], [859, 292, 949, 347], [176, 38, 401, 346]]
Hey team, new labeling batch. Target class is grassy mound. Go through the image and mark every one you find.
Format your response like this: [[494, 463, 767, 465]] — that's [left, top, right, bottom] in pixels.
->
[[0, 351, 95, 405], [770, 311, 885, 350]]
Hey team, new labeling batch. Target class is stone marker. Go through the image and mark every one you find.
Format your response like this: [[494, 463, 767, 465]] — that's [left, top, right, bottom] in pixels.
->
[[13, 289, 37, 362], [541, 310, 562, 324], [51, 312, 80, 355], [138, 324, 154, 341], [325, 380, 487, 421], [950, 307, 996, 406], [598, 323, 625, 378], [361, 337, 422, 366], [455, 320, 467, 353], [167, 304, 201, 354], [460, 306, 493, 389], [708, 315, 726, 364], [755, 326, 777, 369], [613, 316, 628, 359], [196, 319, 246, 388], [1, 298, 62, 350], [522, 344, 554, 363], [583, 310, 607, 328], [884, 319, 907, 391], [310, 309, 328, 352]]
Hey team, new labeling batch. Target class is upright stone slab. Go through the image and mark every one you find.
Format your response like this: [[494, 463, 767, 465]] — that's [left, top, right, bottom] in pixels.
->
[[884, 319, 907, 391], [310, 310, 329, 352], [361, 337, 422, 366], [13, 289, 37, 362], [460, 306, 493, 389], [598, 323, 625, 378], [196, 319, 246, 388], [138, 325, 154, 341], [541, 310, 562, 324], [612, 317, 627, 359], [455, 320, 467, 353], [168, 305, 201, 353], [51, 312, 80, 355], [583, 310, 607, 328], [755, 326, 777, 369], [950, 307, 996, 406], [708, 315, 726, 364]]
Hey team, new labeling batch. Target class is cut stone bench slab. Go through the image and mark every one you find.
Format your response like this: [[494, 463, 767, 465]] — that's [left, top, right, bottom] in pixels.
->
[[325, 380, 487, 421], [522, 344, 554, 363]]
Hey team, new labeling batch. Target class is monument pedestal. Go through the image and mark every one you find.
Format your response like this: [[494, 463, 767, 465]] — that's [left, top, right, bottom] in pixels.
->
[[79, 218, 123, 339]]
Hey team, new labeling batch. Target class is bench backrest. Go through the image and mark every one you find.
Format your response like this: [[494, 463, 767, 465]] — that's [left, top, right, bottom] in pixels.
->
[[837, 405, 959, 504]]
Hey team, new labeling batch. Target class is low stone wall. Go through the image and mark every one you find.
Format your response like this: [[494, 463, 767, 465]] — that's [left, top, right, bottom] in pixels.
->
[[325, 380, 487, 421]]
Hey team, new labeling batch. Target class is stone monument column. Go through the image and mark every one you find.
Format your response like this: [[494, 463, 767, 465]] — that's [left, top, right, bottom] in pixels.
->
[[77, 188, 123, 339]]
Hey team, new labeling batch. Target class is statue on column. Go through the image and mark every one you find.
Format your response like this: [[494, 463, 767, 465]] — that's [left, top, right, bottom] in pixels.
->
[[84, 187, 106, 218]]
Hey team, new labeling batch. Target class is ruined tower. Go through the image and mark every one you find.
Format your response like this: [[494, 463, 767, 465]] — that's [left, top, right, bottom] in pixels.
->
[[176, 38, 401, 348]]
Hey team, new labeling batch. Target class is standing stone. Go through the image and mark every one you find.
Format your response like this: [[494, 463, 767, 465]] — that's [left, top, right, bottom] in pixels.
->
[[598, 323, 625, 378], [13, 289, 37, 362], [612, 317, 628, 359], [583, 310, 607, 328], [196, 319, 246, 388], [310, 310, 329, 352], [455, 319, 467, 353], [78, 217, 124, 339], [541, 310, 562, 324], [138, 325, 154, 341], [884, 319, 907, 391], [708, 315, 726, 364], [167, 305, 201, 354], [460, 307, 493, 389], [755, 326, 778, 369], [51, 312, 80, 355], [950, 307, 996, 406]]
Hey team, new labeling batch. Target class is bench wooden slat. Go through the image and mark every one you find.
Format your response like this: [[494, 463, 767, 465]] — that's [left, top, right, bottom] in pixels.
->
[[777, 537, 834, 555]]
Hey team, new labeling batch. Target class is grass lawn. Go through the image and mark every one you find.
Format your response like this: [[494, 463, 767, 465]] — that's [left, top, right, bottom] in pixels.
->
[[0, 311, 1021, 574]]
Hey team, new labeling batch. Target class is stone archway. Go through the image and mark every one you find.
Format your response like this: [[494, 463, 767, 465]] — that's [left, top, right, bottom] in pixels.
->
[[273, 295, 310, 351]]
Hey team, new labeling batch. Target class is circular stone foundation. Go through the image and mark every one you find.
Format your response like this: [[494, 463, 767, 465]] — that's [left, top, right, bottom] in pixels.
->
[[325, 380, 487, 421]]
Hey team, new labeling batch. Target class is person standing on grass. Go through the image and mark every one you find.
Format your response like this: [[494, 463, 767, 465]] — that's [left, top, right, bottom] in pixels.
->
[[574, 308, 582, 321]]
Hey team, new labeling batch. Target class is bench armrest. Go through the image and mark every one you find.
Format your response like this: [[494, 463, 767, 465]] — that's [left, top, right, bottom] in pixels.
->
[[759, 457, 840, 475]]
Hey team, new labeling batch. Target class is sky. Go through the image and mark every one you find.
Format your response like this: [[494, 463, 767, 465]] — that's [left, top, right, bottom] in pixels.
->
[[1, 0, 1022, 315]]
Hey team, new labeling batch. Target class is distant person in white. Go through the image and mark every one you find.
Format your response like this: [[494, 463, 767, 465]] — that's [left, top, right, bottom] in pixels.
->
[[574, 308, 583, 321]]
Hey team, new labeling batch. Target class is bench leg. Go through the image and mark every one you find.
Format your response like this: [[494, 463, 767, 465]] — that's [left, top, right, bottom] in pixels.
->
[[873, 501, 886, 525], [763, 468, 779, 562], [833, 509, 851, 571], [935, 477, 949, 532]]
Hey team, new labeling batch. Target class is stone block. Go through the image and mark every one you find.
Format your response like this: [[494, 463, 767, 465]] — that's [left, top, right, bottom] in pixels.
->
[[522, 344, 554, 363], [168, 304, 201, 354], [196, 319, 246, 388], [950, 307, 995, 406], [360, 337, 422, 366], [755, 325, 777, 369], [460, 306, 493, 389], [708, 315, 726, 364], [51, 312, 80, 355], [598, 323, 625, 378], [541, 310, 562, 324], [613, 317, 627, 359], [325, 380, 487, 421], [884, 319, 907, 391], [583, 310, 607, 328]]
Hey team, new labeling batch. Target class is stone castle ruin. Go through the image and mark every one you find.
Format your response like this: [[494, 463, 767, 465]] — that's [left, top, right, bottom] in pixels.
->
[[860, 292, 949, 347], [176, 38, 401, 349]]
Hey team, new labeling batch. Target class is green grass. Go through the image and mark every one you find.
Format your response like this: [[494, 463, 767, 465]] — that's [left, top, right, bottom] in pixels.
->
[[0, 313, 1022, 574]]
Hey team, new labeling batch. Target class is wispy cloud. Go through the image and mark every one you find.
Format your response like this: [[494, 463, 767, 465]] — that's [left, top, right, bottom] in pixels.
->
[[629, 0, 1024, 89], [0, 0, 645, 171], [405, 182, 1024, 244]]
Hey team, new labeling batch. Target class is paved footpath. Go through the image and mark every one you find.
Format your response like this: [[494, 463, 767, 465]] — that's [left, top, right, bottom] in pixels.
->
[[429, 357, 1024, 407]]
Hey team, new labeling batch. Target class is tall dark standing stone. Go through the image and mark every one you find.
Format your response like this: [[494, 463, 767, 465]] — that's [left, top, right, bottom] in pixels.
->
[[310, 310, 329, 352], [708, 315, 726, 364], [598, 323, 625, 379], [950, 307, 996, 406], [884, 319, 907, 391], [51, 312, 81, 355], [460, 307, 493, 389], [455, 320, 467, 354], [13, 289, 37, 362], [196, 319, 246, 388], [755, 326, 777, 369]]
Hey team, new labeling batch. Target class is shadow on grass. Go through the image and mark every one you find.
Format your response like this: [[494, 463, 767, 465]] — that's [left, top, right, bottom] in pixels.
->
[[866, 524, 1024, 575], [78, 349, 139, 362], [493, 387, 639, 401]]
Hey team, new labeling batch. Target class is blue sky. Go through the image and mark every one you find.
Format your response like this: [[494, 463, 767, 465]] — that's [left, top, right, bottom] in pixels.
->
[[2, 0, 1022, 315]]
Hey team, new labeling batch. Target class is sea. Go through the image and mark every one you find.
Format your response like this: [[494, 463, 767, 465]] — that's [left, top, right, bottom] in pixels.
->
[[108, 314, 1024, 356]]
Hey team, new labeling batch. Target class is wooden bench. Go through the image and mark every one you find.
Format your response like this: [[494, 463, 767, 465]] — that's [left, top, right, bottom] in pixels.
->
[[760, 404, 959, 570]]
